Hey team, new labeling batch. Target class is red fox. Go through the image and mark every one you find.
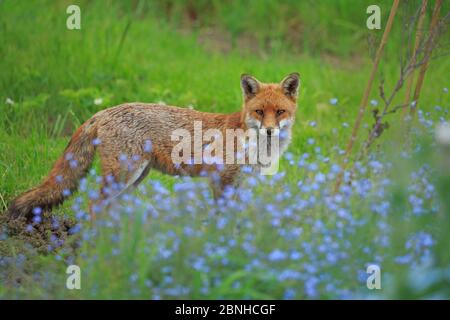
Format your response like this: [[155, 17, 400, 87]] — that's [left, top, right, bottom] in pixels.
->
[[6, 73, 300, 220]]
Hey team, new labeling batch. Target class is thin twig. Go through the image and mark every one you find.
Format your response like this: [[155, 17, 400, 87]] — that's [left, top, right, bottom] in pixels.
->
[[411, 0, 443, 115], [334, 0, 400, 192], [363, 5, 449, 152], [403, 0, 428, 115], [385, 103, 410, 115]]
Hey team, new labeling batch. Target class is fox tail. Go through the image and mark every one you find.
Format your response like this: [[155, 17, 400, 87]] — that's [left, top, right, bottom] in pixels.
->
[[6, 122, 97, 220]]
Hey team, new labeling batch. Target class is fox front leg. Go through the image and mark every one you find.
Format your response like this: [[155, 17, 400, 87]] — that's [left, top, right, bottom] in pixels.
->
[[210, 166, 240, 201], [89, 156, 151, 222]]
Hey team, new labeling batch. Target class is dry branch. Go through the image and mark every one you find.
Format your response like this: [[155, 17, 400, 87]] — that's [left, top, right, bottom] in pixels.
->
[[403, 0, 428, 115], [334, 0, 400, 192], [411, 0, 443, 115]]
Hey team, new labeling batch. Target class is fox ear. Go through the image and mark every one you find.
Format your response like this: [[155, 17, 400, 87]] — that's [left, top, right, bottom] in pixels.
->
[[240, 74, 260, 100], [280, 72, 300, 99]]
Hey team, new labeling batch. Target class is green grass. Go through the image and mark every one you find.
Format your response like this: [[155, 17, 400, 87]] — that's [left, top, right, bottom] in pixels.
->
[[0, 0, 450, 299], [1, 0, 448, 205]]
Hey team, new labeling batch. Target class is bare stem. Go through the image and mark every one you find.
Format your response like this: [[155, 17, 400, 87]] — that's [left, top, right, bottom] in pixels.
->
[[361, 3, 448, 154], [403, 0, 428, 115], [334, 0, 400, 192], [411, 0, 443, 115]]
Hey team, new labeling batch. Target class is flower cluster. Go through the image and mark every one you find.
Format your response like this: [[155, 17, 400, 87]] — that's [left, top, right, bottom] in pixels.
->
[[1, 100, 449, 299]]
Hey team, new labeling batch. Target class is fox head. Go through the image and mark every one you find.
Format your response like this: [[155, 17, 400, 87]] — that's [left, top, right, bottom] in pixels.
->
[[240, 73, 300, 138]]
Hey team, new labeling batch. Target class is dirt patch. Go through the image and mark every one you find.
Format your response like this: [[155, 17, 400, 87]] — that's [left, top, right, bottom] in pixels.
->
[[191, 26, 366, 70], [0, 211, 75, 254], [197, 27, 263, 56]]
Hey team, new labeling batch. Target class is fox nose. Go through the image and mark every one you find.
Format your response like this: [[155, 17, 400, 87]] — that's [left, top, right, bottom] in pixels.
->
[[266, 127, 274, 136]]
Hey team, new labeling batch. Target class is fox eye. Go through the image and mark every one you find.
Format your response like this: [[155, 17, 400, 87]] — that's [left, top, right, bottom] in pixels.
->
[[276, 110, 286, 116], [255, 110, 264, 116]]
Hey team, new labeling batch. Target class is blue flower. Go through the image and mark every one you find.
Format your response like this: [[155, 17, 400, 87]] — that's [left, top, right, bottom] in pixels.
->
[[119, 153, 128, 162], [159, 248, 173, 259], [331, 164, 341, 174], [409, 194, 423, 211], [91, 138, 102, 146], [304, 277, 319, 298], [69, 223, 82, 235], [65, 152, 73, 161], [75, 210, 85, 220], [271, 218, 281, 227], [88, 190, 100, 200], [69, 159, 78, 168], [216, 217, 227, 229], [283, 288, 296, 299], [395, 254, 413, 264], [326, 252, 338, 264], [290, 251, 302, 260], [192, 257, 210, 273], [268, 249, 287, 262], [329, 98, 338, 105], [129, 273, 139, 283], [51, 218, 60, 229], [278, 270, 302, 281], [315, 172, 326, 183]]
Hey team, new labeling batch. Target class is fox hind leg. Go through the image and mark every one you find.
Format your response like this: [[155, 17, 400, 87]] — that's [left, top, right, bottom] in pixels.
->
[[89, 157, 151, 221]]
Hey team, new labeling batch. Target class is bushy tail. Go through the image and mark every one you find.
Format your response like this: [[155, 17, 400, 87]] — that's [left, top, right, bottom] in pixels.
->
[[6, 122, 97, 220]]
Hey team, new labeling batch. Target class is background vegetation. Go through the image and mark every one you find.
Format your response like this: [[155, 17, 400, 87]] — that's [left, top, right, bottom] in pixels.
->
[[1, 0, 449, 299]]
